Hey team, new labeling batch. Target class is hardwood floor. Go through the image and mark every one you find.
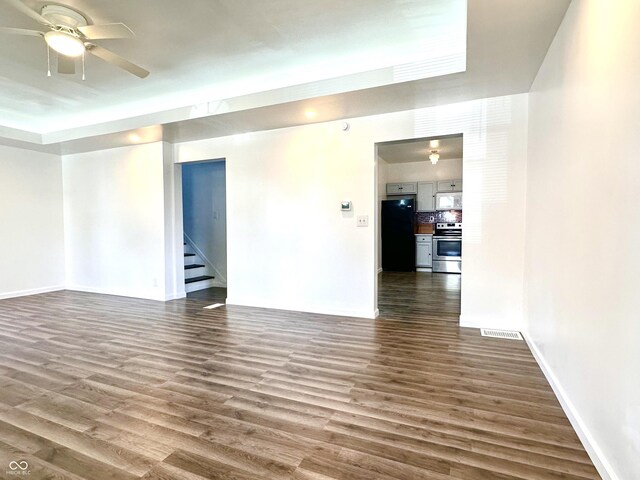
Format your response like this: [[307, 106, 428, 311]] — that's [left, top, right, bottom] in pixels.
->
[[0, 280, 599, 479], [186, 287, 227, 304], [378, 271, 461, 319]]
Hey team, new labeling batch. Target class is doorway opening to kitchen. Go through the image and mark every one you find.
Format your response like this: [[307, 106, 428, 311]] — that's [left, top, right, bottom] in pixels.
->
[[181, 158, 227, 303], [375, 134, 462, 320]]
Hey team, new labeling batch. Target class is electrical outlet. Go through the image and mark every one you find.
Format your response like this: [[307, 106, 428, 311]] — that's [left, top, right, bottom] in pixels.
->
[[357, 215, 369, 227]]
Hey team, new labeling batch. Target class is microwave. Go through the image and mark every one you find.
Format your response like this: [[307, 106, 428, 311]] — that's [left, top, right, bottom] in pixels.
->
[[435, 191, 463, 211]]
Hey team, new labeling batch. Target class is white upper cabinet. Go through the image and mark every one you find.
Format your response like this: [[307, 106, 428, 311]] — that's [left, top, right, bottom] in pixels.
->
[[386, 182, 417, 195], [417, 181, 435, 212], [437, 179, 463, 192]]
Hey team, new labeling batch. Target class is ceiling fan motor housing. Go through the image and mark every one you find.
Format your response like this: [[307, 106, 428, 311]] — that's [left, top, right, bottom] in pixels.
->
[[41, 5, 87, 29]]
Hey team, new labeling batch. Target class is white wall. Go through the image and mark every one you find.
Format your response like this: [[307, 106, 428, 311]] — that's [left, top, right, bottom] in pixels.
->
[[182, 160, 227, 284], [386, 158, 462, 184], [179, 123, 377, 317], [525, 2, 640, 479], [376, 156, 388, 272], [177, 93, 529, 326], [62, 142, 183, 301], [0, 145, 65, 298], [162, 143, 186, 300]]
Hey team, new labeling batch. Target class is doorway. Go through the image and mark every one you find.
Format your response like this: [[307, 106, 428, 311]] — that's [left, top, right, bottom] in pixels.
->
[[181, 159, 227, 301], [375, 134, 463, 320]]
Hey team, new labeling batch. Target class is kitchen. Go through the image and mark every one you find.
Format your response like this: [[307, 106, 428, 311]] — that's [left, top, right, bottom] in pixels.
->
[[377, 134, 463, 316]]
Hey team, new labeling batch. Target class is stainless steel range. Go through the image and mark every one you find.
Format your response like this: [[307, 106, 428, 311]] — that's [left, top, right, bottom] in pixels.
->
[[432, 223, 462, 273]]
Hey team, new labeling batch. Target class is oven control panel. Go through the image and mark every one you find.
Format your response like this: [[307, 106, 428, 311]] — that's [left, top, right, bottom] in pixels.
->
[[436, 223, 462, 229]]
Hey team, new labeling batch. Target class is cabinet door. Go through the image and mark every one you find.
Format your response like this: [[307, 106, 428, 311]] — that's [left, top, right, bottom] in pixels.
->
[[386, 183, 403, 194], [451, 179, 463, 191], [416, 239, 433, 268], [437, 180, 453, 192], [417, 182, 435, 211], [400, 182, 417, 194]]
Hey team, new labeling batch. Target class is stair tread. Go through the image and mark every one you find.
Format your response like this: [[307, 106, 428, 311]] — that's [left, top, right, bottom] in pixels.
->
[[185, 275, 215, 284], [184, 264, 205, 270], [184, 253, 196, 257]]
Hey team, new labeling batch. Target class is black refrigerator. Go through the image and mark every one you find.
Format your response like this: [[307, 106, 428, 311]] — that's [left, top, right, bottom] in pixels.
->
[[381, 199, 416, 272]]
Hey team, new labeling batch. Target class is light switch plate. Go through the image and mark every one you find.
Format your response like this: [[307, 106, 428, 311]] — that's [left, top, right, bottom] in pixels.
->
[[357, 215, 368, 227]]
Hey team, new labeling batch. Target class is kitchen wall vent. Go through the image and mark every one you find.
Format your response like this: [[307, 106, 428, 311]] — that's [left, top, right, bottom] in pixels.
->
[[480, 329, 523, 340]]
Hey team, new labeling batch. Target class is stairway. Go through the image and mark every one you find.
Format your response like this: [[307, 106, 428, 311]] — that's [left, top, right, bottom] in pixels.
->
[[183, 243, 216, 293]]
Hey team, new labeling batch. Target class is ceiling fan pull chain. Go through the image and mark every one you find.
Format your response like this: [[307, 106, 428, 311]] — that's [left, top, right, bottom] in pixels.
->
[[46, 44, 51, 77], [82, 51, 86, 80]]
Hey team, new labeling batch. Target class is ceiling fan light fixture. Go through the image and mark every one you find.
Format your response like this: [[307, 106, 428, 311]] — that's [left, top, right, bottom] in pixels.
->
[[45, 30, 84, 57], [429, 150, 440, 165]]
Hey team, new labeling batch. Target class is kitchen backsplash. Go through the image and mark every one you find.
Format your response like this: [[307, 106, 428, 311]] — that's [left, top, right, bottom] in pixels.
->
[[416, 210, 462, 224]]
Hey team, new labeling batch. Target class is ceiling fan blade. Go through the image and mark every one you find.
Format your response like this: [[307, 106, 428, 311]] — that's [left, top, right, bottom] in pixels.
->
[[2, 0, 53, 26], [78, 23, 134, 40], [87, 44, 149, 78], [57, 54, 76, 74], [0, 27, 44, 36]]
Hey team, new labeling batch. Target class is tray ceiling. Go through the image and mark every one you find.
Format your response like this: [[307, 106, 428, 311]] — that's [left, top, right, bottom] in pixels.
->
[[0, 0, 572, 152], [0, 0, 466, 133]]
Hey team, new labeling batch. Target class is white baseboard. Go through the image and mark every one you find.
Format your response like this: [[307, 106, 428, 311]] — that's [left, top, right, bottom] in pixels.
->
[[65, 285, 170, 302], [164, 291, 187, 301], [459, 313, 524, 331], [0, 285, 64, 300], [2, 284, 185, 303], [525, 335, 617, 480], [226, 297, 378, 319]]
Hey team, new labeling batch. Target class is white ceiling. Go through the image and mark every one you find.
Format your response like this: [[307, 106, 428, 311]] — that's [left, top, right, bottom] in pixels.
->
[[0, 0, 571, 152], [0, 0, 466, 133], [378, 135, 463, 164]]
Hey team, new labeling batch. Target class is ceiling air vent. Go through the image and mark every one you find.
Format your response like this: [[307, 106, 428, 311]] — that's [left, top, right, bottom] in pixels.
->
[[481, 329, 523, 340]]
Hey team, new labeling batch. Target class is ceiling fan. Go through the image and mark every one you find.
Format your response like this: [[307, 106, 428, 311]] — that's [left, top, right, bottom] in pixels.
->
[[0, 0, 149, 78]]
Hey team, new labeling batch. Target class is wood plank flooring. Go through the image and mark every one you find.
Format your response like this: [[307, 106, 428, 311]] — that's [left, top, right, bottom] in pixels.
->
[[186, 287, 227, 304], [0, 275, 599, 479], [378, 271, 461, 318]]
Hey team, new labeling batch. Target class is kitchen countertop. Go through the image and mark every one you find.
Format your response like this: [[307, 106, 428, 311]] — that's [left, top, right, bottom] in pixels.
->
[[416, 224, 435, 234]]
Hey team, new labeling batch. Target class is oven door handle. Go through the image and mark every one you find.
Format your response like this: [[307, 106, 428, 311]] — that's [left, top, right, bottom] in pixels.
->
[[433, 236, 462, 240]]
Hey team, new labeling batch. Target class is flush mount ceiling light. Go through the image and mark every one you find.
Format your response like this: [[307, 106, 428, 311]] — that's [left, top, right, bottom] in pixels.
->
[[44, 30, 84, 57], [429, 150, 440, 165], [305, 109, 317, 119]]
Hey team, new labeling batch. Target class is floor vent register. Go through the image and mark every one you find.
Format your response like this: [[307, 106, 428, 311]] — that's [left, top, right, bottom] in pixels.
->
[[481, 329, 523, 340]]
